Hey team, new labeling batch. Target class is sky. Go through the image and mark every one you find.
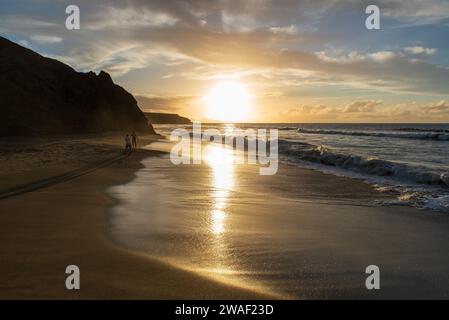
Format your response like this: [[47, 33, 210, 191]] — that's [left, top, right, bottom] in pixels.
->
[[1, 0, 449, 123]]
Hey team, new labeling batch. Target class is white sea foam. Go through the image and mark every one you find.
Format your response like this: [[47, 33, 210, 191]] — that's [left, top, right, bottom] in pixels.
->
[[423, 195, 449, 212], [154, 124, 449, 213], [297, 128, 449, 141], [278, 139, 449, 213]]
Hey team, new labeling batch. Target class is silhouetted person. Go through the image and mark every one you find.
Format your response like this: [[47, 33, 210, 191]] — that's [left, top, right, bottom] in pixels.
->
[[125, 134, 132, 155], [131, 131, 137, 150]]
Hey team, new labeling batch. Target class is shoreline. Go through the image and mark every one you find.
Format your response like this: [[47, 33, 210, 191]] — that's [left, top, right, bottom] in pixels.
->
[[0, 135, 273, 299], [108, 143, 449, 299], [1, 134, 449, 298], [104, 149, 279, 299]]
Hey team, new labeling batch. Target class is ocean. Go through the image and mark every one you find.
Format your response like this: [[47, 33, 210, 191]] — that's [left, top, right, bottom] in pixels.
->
[[155, 123, 449, 212], [108, 123, 449, 298]]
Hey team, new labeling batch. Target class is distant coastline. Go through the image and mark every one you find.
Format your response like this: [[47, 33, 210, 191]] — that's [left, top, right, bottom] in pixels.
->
[[144, 112, 192, 124]]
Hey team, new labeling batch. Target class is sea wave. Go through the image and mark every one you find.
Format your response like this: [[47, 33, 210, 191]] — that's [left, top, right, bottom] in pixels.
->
[[277, 127, 299, 131], [278, 139, 449, 212], [297, 128, 449, 141], [393, 127, 449, 133]]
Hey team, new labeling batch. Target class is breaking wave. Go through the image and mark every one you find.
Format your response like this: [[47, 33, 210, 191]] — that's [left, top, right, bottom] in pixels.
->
[[297, 128, 449, 141], [278, 139, 449, 212], [393, 127, 449, 133]]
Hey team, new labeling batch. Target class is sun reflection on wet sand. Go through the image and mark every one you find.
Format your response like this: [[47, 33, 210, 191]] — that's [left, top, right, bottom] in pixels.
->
[[110, 141, 283, 297], [211, 210, 226, 234], [204, 144, 235, 236]]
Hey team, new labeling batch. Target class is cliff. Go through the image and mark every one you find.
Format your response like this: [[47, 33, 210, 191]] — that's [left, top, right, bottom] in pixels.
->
[[0, 36, 155, 136]]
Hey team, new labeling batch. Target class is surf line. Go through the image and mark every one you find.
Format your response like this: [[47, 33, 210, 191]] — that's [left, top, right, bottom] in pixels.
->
[[169, 121, 278, 175]]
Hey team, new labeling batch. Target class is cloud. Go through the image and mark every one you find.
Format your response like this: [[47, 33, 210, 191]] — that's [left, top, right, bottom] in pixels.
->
[[343, 100, 383, 113], [18, 40, 32, 49], [376, 0, 449, 20], [46, 40, 197, 76], [0, 15, 56, 29], [375, 100, 449, 120], [316, 51, 365, 64], [269, 24, 297, 35], [296, 100, 382, 116], [30, 34, 63, 44], [423, 100, 449, 114], [221, 11, 259, 32], [2, 0, 449, 97], [368, 51, 398, 63], [300, 104, 337, 115], [85, 6, 179, 30], [284, 99, 449, 122], [403, 46, 437, 55]]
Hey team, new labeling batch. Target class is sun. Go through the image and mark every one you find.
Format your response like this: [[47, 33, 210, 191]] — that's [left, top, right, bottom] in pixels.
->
[[203, 81, 253, 122]]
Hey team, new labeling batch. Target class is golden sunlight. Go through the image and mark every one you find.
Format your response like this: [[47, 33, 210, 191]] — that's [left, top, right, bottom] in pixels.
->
[[204, 145, 235, 235], [203, 81, 253, 122]]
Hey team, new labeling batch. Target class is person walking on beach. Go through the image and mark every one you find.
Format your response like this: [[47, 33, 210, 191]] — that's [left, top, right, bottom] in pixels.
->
[[125, 134, 132, 155], [131, 131, 137, 150]]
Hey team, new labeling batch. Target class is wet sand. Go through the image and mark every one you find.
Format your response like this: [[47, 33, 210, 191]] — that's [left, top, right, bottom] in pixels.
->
[[1, 136, 449, 299], [110, 143, 449, 299], [0, 135, 270, 299]]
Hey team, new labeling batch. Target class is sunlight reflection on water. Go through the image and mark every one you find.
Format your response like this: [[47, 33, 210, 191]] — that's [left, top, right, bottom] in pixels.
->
[[204, 145, 235, 236]]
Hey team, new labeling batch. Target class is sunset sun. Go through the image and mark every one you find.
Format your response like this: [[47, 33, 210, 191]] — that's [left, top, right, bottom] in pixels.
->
[[203, 81, 253, 122]]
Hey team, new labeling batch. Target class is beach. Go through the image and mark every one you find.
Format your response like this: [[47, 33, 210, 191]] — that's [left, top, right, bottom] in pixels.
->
[[1, 134, 449, 299], [0, 134, 270, 299], [2, 0, 449, 303], [109, 140, 449, 299]]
